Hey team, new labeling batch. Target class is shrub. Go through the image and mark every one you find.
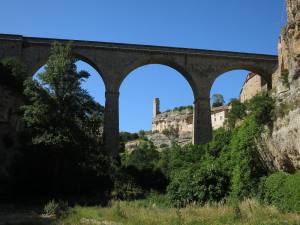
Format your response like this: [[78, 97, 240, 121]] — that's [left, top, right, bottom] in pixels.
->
[[44, 199, 68, 216], [124, 142, 159, 170], [145, 192, 171, 208], [111, 171, 144, 201], [230, 117, 267, 200], [120, 132, 139, 142], [245, 92, 274, 126], [280, 69, 289, 87], [112, 202, 127, 219], [260, 171, 300, 212], [172, 105, 193, 112], [209, 128, 231, 157], [158, 144, 207, 179], [167, 165, 230, 207], [226, 99, 246, 129], [160, 143, 168, 148], [121, 142, 168, 192]]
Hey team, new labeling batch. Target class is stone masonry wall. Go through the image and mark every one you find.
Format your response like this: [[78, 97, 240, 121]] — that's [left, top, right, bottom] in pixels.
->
[[240, 73, 266, 103]]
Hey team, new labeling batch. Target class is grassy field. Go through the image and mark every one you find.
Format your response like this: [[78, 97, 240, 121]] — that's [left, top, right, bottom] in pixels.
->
[[57, 199, 300, 225]]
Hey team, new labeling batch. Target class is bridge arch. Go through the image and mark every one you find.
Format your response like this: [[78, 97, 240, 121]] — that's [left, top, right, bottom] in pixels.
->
[[117, 57, 197, 97], [23, 46, 108, 90], [119, 63, 194, 133], [208, 62, 275, 91], [31, 57, 106, 118]]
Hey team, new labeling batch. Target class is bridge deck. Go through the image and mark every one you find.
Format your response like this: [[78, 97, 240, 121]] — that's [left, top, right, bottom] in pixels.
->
[[0, 34, 277, 60]]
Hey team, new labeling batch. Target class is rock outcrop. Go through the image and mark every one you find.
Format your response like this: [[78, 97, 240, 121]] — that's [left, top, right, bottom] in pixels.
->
[[152, 107, 193, 134], [259, 0, 300, 172]]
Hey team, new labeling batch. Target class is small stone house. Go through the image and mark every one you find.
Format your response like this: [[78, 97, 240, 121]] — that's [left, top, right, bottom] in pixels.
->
[[211, 105, 230, 130], [240, 72, 267, 103]]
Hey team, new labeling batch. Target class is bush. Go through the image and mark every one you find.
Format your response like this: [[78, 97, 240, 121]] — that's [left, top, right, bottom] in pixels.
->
[[281, 69, 289, 87], [120, 132, 139, 142], [44, 199, 68, 216], [260, 171, 300, 212], [134, 192, 172, 208], [167, 165, 230, 207], [121, 142, 168, 192], [245, 92, 274, 126], [158, 144, 207, 179], [123, 142, 159, 170], [111, 171, 144, 201], [230, 117, 267, 200], [226, 99, 246, 128], [209, 128, 231, 157]]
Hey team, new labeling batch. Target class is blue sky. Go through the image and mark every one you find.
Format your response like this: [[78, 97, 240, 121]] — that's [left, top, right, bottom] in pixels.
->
[[1, 0, 286, 132]]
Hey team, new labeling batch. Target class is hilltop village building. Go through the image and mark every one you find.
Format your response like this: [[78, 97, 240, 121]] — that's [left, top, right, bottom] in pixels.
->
[[240, 72, 267, 103], [152, 72, 265, 134], [152, 99, 229, 133]]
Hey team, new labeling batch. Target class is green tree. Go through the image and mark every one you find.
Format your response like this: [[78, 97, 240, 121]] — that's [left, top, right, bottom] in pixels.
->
[[21, 42, 107, 178], [226, 99, 246, 129], [124, 142, 159, 170], [212, 94, 225, 108]]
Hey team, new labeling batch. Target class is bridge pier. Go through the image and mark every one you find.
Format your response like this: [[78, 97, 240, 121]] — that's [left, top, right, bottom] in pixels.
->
[[193, 94, 212, 145], [103, 91, 120, 157]]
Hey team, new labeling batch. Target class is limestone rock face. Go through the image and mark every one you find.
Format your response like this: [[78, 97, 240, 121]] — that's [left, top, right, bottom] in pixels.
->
[[274, 0, 300, 91], [261, 0, 300, 172], [146, 133, 172, 151], [124, 140, 143, 154], [152, 108, 193, 134]]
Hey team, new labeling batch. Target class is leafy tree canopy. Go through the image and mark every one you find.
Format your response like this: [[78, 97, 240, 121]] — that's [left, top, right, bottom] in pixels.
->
[[22, 42, 104, 148], [212, 94, 225, 108]]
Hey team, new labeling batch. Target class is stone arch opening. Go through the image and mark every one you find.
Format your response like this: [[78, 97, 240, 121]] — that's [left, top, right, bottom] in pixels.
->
[[119, 64, 194, 150], [118, 58, 197, 96], [28, 49, 106, 87], [209, 69, 268, 130]]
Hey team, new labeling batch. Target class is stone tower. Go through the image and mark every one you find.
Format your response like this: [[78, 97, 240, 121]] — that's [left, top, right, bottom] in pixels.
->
[[153, 98, 160, 118]]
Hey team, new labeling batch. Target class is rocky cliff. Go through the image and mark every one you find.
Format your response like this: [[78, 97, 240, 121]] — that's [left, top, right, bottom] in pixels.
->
[[125, 108, 193, 152], [258, 0, 300, 172]]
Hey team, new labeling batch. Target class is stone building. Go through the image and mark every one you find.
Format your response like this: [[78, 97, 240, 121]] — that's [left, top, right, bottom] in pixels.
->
[[151, 99, 229, 134], [240, 72, 267, 103], [211, 105, 230, 130]]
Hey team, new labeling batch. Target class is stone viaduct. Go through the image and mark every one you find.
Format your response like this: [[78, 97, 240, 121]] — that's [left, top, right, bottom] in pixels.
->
[[0, 34, 278, 156]]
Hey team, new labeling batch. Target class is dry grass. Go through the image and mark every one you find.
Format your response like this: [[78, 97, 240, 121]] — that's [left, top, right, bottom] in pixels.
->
[[57, 199, 300, 225]]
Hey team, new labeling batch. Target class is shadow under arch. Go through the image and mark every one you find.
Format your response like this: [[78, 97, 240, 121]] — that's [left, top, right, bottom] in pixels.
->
[[118, 57, 197, 98]]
